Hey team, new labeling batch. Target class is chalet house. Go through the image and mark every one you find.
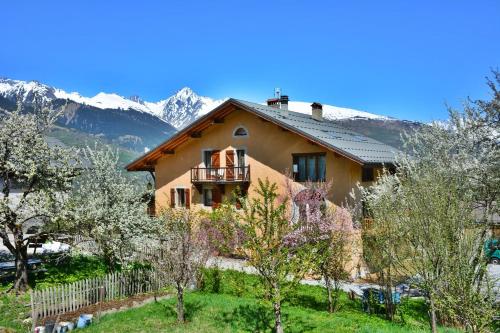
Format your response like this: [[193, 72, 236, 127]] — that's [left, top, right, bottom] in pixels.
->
[[126, 96, 397, 213]]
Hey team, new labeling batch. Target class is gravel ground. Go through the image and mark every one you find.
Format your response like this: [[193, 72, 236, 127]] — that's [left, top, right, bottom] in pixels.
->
[[207, 256, 500, 299], [206, 256, 378, 296]]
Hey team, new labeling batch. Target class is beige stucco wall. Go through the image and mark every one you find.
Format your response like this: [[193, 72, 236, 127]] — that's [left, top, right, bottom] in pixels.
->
[[154, 108, 366, 211]]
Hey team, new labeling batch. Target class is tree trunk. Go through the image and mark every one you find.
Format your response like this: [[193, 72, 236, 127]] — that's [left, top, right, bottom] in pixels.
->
[[429, 296, 437, 333], [332, 279, 341, 313], [273, 300, 283, 333], [176, 284, 185, 323], [325, 275, 333, 313], [13, 245, 29, 293]]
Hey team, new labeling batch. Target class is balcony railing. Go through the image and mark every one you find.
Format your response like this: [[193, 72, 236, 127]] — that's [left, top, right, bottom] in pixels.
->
[[191, 166, 250, 183]]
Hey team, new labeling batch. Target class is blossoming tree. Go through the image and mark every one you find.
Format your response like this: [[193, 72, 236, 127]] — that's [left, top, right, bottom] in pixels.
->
[[0, 103, 78, 292]]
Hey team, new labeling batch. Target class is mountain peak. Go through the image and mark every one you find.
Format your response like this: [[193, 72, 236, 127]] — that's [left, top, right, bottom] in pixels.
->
[[0, 78, 56, 104], [172, 87, 197, 100]]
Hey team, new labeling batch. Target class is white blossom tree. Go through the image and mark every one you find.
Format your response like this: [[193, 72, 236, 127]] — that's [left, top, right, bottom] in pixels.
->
[[66, 145, 152, 271], [359, 71, 499, 332], [0, 102, 78, 292]]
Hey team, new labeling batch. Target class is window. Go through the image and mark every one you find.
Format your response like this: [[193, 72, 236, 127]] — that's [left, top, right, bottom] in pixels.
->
[[236, 149, 245, 167], [292, 153, 326, 182], [203, 189, 213, 207], [176, 188, 186, 207], [362, 167, 374, 182], [204, 150, 213, 168], [236, 149, 246, 179], [233, 127, 248, 137]]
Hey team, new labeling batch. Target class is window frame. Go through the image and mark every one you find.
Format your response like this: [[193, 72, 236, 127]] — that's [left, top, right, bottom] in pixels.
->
[[203, 188, 213, 207], [292, 152, 326, 182], [361, 167, 375, 182], [232, 126, 249, 138], [176, 188, 186, 207], [202, 149, 215, 168], [235, 148, 246, 167]]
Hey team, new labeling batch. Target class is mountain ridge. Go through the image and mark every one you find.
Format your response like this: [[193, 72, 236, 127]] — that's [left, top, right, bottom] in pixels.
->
[[0, 78, 394, 129], [0, 77, 420, 153]]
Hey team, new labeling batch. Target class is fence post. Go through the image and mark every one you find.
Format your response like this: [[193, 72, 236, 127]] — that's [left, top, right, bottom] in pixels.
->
[[30, 290, 36, 332]]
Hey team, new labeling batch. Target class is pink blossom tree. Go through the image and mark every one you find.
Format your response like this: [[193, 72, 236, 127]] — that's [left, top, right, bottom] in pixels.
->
[[283, 178, 355, 313]]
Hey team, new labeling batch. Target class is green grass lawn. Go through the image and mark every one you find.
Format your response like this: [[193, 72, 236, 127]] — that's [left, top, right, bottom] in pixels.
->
[[82, 269, 461, 333], [82, 292, 458, 333], [1, 258, 463, 333]]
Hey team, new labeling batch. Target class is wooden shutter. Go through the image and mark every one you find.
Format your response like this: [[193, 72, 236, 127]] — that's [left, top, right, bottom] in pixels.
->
[[170, 188, 176, 208], [185, 188, 190, 209], [212, 187, 222, 208], [211, 150, 220, 168], [226, 150, 234, 181]]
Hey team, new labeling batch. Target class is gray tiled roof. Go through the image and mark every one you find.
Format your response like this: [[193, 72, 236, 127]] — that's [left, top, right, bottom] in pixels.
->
[[235, 99, 398, 164]]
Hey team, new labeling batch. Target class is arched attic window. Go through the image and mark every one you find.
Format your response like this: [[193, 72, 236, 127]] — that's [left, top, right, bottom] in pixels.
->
[[233, 126, 248, 137]]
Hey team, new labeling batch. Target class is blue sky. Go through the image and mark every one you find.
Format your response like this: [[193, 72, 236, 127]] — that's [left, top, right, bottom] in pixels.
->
[[2, 0, 499, 121]]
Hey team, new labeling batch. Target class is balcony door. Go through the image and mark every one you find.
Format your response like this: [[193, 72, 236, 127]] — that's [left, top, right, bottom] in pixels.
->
[[236, 149, 245, 180], [204, 150, 220, 180]]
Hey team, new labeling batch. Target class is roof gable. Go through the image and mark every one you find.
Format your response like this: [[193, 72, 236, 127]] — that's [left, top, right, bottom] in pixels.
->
[[126, 98, 398, 171]]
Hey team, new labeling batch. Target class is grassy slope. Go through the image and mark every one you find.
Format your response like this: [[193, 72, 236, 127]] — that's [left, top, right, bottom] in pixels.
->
[[82, 269, 460, 333], [82, 292, 458, 333], [1, 259, 462, 333]]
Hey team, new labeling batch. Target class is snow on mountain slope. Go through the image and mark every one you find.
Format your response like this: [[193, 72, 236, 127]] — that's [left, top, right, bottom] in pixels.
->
[[0, 78, 56, 104], [55, 86, 225, 128], [54, 89, 152, 113], [288, 101, 391, 121], [0, 78, 392, 130], [0, 79, 224, 129], [151, 87, 226, 129]]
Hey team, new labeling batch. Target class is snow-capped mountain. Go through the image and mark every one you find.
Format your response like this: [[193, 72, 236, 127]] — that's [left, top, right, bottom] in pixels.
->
[[54, 89, 155, 114], [0, 78, 178, 152], [144, 87, 226, 129], [0, 78, 57, 104], [0, 77, 414, 151], [0, 78, 225, 130], [0, 78, 394, 129]]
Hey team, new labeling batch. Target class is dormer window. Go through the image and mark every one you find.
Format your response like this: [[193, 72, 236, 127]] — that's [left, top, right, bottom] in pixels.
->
[[233, 127, 248, 137]]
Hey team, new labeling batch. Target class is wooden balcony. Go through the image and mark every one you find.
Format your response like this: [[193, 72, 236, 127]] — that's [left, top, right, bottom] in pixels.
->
[[190, 166, 250, 184]]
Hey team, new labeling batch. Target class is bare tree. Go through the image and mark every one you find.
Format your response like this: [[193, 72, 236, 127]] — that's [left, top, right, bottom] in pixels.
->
[[148, 208, 210, 323]]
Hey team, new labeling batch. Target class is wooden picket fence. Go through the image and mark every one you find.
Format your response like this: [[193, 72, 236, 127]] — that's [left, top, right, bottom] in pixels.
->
[[31, 269, 166, 324]]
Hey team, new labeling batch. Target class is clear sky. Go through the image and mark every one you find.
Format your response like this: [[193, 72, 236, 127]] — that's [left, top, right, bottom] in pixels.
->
[[2, 0, 499, 121]]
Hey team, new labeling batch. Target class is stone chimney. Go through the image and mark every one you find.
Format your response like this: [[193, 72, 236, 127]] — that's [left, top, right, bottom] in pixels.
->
[[267, 98, 280, 108], [280, 95, 289, 114], [311, 102, 323, 121]]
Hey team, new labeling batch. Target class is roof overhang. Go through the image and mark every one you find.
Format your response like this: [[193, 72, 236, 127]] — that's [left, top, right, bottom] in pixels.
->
[[126, 99, 390, 171]]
